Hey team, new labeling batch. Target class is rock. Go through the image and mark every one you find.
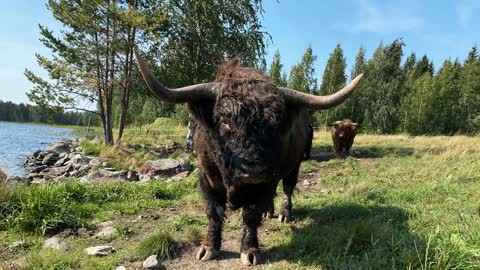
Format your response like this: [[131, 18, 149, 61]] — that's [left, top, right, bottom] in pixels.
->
[[116, 266, 128, 270], [338, 187, 345, 193], [42, 153, 60, 166], [97, 221, 114, 228], [94, 226, 117, 238], [77, 228, 92, 237], [59, 152, 67, 159], [0, 168, 7, 182], [30, 178, 46, 185], [143, 255, 161, 269], [139, 174, 154, 183], [42, 236, 69, 251], [89, 158, 103, 167], [3, 175, 24, 185], [302, 180, 311, 186], [85, 245, 114, 256], [169, 171, 189, 181], [69, 154, 87, 168], [8, 240, 26, 249], [30, 165, 48, 173], [47, 141, 71, 154], [10, 256, 27, 268], [126, 170, 139, 181], [53, 157, 69, 167], [139, 159, 181, 177], [81, 171, 103, 182]]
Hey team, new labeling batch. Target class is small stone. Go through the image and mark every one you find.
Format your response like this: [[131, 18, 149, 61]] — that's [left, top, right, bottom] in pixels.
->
[[169, 171, 189, 181], [42, 236, 69, 251], [89, 158, 103, 167], [338, 187, 345, 193], [97, 221, 114, 228], [139, 174, 154, 183], [77, 228, 92, 237], [30, 178, 46, 185], [302, 180, 311, 186], [143, 255, 161, 269], [85, 245, 114, 256], [116, 266, 128, 270], [94, 226, 117, 238], [11, 256, 27, 268], [8, 240, 26, 249]]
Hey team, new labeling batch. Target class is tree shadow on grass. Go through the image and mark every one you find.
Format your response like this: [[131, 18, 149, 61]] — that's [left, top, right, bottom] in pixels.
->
[[266, 203, 428, 269], [310, 145, 415, 162]]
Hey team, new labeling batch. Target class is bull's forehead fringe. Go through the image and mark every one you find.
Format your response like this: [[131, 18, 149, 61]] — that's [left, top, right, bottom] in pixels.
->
[[215, 58, 271, 84]]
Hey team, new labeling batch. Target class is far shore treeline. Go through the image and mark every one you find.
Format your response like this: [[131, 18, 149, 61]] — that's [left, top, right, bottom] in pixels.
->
[[21, 1, 479, 145], [0, 100, 99, 126]]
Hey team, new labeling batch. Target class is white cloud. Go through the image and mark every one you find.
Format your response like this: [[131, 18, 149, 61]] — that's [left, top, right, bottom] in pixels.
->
[[354, 0, 424, 34]]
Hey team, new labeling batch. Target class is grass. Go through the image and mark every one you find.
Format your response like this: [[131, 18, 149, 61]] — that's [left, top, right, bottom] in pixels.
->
[[1, 130, 480, 269], [134, 230, 177, 260]]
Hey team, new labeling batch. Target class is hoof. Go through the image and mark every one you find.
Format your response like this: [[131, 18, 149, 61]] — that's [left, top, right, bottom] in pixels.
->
[[196, 246, 219, 261], [240, 251, 259, 266], [278, 214, 290, 223]]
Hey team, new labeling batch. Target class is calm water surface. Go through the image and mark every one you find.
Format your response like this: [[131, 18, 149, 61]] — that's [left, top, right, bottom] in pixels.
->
[[0, 122, 73, 176]]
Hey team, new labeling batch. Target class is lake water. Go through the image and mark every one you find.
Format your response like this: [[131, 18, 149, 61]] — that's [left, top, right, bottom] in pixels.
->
[[0, 122, 73, 176]]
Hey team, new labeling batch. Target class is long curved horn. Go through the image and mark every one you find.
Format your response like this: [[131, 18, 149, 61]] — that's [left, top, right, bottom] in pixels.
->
[[133, 48, 220, 103], [279, 74, 364, 110]]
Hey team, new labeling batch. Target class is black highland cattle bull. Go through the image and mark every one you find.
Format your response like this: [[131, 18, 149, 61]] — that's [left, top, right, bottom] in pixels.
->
[[330, 119, 358, 158], [134, 49, 363, 266]]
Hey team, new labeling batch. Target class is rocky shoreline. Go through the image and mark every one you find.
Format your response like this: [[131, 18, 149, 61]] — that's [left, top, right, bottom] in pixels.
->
[[1, 138, 194, 185]]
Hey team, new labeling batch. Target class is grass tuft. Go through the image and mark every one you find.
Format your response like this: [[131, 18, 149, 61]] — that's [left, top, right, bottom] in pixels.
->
[[135, 230, 177, 260]]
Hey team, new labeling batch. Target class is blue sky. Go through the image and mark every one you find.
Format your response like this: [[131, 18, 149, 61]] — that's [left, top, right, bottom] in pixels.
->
[[0, 0, 479, 104]]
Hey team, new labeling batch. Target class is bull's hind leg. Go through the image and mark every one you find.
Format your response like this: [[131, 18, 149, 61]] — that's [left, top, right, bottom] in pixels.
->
[[240, 204, 262, 266], [196, 173, 226, 261], [278, 166, 299, 223]]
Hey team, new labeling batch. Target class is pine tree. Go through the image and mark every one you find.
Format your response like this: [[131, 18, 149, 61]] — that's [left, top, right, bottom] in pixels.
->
[[287, 47, 318, 93], [362, 39, 405, 133], [460, 47, 480, 133], [465, 46, 479, 65], [432, 60, 463, 134], [269, 50, 287, 86], [316, 44, 347, 125]]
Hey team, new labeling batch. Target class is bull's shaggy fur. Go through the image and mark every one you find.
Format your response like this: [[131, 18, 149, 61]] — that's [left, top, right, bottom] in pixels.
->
[[187, 58, 309, 265]]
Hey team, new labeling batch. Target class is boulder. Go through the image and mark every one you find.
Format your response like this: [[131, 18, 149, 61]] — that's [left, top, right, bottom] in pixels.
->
[[94, 226, 117, 238], [143, 255, 162, 269], [42, 236, 69, 251], [42, 153, 60, 166], [85, 245, 114, 256], [47, 141, 71, 154], [139, 159, 181, 177], [0, 168, 6, 183]]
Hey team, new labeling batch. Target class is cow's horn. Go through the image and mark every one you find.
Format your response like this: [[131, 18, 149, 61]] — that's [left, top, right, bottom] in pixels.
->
[[329, 121, 342, 126], [279, 74, 363, 110], [350, 122, 358, 126], [134, 48, 220, 103]]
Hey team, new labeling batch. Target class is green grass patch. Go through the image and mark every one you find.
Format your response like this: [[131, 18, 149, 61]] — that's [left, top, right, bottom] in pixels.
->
[[0, 177, 198, 235], [299, 160, 319, 173]]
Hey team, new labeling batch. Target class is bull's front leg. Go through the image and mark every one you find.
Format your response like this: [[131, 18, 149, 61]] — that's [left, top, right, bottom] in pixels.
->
[[279, 166, 299, 223], [240, 204, 262, 266], [196, 174, 225, 261]]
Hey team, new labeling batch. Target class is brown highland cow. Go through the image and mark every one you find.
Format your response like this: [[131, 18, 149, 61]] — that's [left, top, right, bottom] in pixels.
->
[[330, 119, 358, 158]]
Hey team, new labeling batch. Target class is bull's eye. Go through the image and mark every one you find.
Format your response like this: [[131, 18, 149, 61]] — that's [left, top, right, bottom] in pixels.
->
[[220, 121, 230, 131]]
